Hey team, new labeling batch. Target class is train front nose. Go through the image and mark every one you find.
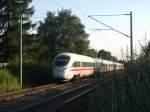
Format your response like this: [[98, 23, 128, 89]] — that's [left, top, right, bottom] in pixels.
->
[[53, 54, 70, 80], [53, 68, 66, 79]]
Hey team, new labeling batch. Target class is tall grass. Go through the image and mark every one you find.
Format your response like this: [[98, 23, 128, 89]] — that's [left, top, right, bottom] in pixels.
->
[[88, 61, 150, 112], [88, 42, 150, 112], [0, 64, 53, 93], [0, 69, 20, 93], [88, 71, 124, 112]]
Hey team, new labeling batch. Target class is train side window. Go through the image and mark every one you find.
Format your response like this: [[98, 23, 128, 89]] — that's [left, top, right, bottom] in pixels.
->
[[103, 64, 107, 67], [82, 62, 95, 67], [82, 62, 87, 67], [96, 63, 100, 67], [73, 61, 80, 67], [99, 63, 102, 67], [92, 63, 95, 67]]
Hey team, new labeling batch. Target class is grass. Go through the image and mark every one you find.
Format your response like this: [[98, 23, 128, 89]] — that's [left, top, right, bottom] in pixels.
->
[[0, 69, 21, 93], [88, 71, 124, 112], [88, 62, 150, 112], [7, 64, 54, 86], [88, 82, 112, 112], [0, 63, 53, 94]]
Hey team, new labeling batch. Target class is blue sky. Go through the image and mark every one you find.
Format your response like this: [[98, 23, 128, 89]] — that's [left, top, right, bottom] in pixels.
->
[[31, 0, 150, 59]]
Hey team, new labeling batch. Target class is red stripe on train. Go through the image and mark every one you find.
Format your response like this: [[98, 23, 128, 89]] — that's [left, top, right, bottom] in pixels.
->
[[70, 67, 102, 71]]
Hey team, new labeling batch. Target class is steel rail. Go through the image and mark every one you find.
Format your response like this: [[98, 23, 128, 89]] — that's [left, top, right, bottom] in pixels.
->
[[50, 77, 112, 112], [12, 76, 112, 112], [0, 83, 69, 102]]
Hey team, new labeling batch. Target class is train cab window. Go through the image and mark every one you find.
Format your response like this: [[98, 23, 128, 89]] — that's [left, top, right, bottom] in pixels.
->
[[54, 55, 70, 66]]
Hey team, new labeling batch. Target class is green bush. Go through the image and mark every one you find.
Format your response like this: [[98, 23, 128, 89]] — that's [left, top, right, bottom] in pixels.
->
[[88, 60, 150, 112], [7, 64, 53, 86], [88, 72, 124, 112], [0, 69, 20, 93], [88, 84, 112, 112], [22, 64, 53, 86], [0, 63, 53, 93], [88, 41, 150, 111]]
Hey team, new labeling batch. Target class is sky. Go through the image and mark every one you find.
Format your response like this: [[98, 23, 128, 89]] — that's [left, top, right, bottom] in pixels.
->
[[31, 0, 150, 59]]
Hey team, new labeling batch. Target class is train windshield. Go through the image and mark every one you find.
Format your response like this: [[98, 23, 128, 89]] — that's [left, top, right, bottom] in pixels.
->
[[54, 55, 70, 66]]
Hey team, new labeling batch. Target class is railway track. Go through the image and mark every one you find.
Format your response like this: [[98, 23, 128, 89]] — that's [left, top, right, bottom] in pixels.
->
[[0, 77, 91, 102], [0, 82, 70, 102], [7, 76, 112, 112], [0, 77, 95, 112]]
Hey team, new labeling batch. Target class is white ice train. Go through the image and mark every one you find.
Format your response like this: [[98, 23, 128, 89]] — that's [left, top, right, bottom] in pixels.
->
[[53, 52, 123, 80]]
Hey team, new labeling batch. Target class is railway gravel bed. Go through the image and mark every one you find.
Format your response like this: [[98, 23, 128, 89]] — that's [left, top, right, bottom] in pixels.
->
[[0, 83, 69, 102], [0, 78, 96, 112], [5, 76, 112, 112], [59, 78, 112, 112]]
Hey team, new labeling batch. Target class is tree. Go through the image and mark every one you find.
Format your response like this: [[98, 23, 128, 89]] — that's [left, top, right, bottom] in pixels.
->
[[0, 0, 34, 62], [85, 49, 97, 58], [97, 49, 117, 61], [37, 9, 89, 64], [143, 42, 150, 58]]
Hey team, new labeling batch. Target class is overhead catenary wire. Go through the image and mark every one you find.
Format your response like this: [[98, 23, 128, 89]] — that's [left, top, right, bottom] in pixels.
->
[[51, 0, 64, 9], [89, 14, 130, 17], [88, 16, 130, 38]]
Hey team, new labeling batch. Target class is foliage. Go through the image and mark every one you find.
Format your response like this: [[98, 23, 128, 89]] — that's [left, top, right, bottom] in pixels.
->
[[23, 35, 40, 64], [7, 64, 53, 86], [0, 0, 34, 62], [0, 1, 120, 91], [22, 64, 53, 86], [88, 84, 112, 112], [0, 63, 53, 93], [85, 49, 96, 58], [0, 69, 20, 93], [37, 9, 89, 64], [88, 41, 150, 112], [97, 49, 117, 61]]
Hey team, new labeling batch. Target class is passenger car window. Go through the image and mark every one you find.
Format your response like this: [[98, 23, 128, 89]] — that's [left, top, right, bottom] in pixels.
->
[[73, 61, 80, 67]]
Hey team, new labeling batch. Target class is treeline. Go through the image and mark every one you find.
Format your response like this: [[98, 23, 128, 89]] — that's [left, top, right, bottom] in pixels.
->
[[0, 0, 34, 63], [0, 0, 118, 89], [0, 0, 117, 65], [0, 0, 90, 65]]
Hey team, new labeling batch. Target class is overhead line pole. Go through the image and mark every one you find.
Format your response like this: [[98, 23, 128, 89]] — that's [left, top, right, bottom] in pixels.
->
[[130, 12, 133, 62], [15, 0, 23, 88], [20, 17, 23, 88]]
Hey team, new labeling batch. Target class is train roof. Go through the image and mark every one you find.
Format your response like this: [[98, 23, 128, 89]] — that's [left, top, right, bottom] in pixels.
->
[[56, 52, 95, 62], [55, 52, 123, 65]]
